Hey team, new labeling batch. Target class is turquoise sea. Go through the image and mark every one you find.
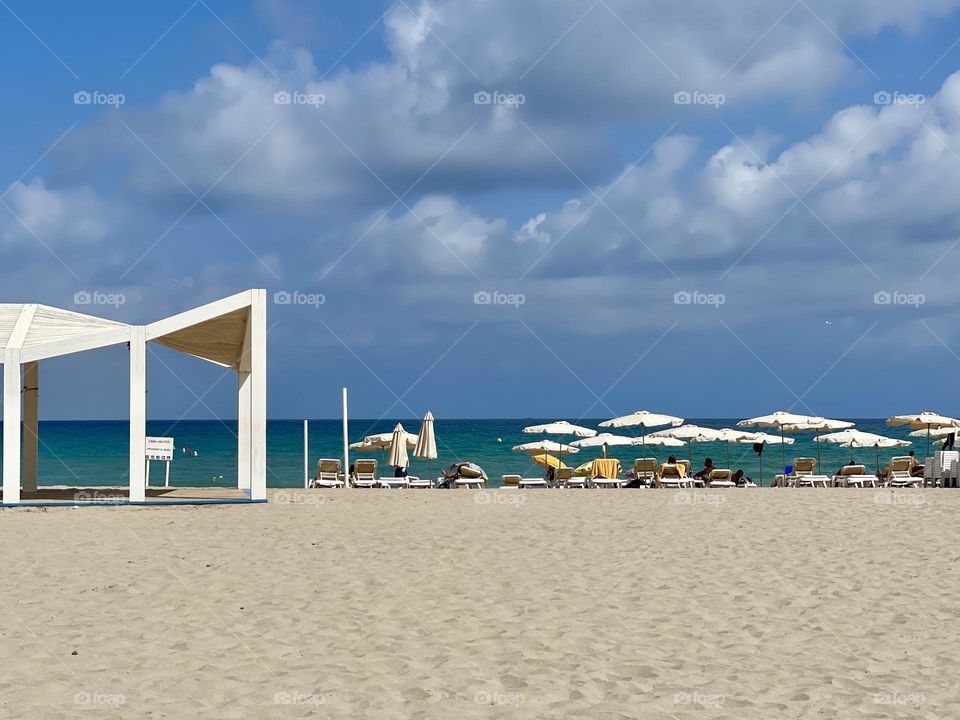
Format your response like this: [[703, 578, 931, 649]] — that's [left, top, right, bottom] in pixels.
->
[[0, 419, 934, 488]]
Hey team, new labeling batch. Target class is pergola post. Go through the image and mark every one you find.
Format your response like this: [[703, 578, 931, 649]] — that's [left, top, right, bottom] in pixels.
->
[[237, 313, 252, 493], [128, 326, 147, 502], [249, 290, 267, 500], [22, 361, 38, 494], [3, 351, 22, 505]]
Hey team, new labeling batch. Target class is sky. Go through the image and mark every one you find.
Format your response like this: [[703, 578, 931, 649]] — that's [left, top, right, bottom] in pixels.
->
[[2, 0, 959, 422]]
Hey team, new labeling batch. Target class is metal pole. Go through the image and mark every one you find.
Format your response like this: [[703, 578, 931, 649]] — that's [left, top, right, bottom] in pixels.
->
[[304, 419, 309, 489], [342, 388, 349, 488]]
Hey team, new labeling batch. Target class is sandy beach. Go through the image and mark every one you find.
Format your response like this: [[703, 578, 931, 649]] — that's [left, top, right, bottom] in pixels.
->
[[1, 489, 957, 719]]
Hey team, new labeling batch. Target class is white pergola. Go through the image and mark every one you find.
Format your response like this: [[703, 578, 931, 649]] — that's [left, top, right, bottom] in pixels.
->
[[0, 289, 267, 505]]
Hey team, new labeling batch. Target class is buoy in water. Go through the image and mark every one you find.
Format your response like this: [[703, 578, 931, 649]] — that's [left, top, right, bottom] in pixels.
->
[[497, 437, 502, 442]]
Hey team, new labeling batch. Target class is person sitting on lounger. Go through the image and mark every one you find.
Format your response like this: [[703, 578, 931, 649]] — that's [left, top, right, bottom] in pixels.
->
[[694, 458, 715, 480], [879, 451, 920, 481], [657, 455, 685, 478], [732, 469, 751, 486]]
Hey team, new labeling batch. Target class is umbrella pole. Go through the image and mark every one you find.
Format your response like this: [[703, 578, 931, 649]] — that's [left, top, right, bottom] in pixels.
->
[[780, 427, 787, 475], [725, 440, 730, 469], [759, 450, 764, 487], [875, 446, 880, 475], [816, 430, 821, 469], [927, 425, 931, 457]]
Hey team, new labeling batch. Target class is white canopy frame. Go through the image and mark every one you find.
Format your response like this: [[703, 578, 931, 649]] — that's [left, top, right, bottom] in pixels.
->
[[1, 290, 267, 505]]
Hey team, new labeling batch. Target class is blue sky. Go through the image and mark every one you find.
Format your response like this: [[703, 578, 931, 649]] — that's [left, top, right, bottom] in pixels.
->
[[2, 0, 959, 421]]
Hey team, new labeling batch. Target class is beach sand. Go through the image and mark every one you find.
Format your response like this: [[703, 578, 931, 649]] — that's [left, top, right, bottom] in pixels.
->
[[1, 488, 957, 719]]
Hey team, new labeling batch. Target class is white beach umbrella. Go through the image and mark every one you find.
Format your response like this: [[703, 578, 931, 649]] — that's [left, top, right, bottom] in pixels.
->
[[571, 433, 638, 458], [599, 410, 683, 456], [649, 424, 718, 462], [738, 411, 822, 472], [512, 440, 580, 455], [888, 412, 960, 455], [387, 423, 410, 470], [361, 431, 418, 449], [522, 420, 597, 438], [816, 429, 910, 471], [707, 427, 755, 467], [780, 417, 855, 467]]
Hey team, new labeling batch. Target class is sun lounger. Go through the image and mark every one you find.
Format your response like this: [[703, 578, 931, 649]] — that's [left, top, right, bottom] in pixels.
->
[[885, 456, 919, 487], [591, 458, 623, 488], [707, 468, 736, 488], [310, 458, 345, 488], [519, 477, 549, 488], [405, 476, 432, 489], [833, 464, 874, 487], [632, 458, 657, 487], [351, 459, 378, 488], [795, 474, 831, 487], [554, 466, 585, 488], [501, 474, 521, 488], [656, 463, 689, 488]]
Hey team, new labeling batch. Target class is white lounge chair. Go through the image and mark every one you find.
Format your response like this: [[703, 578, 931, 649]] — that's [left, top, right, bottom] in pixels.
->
[[555, 466, 586, 489], [657, 463, 689, 488], [310, 458, 345, 488], [707, 468, 736, 488], [591, 459, 623, 488], [405, 476, 432, 489], [519, 476, 549, 488], [885, 456, 919, 487], [833, 464, 875, 487], [788, 457, 817, 487], [632, 458, 657, 487], [501, 474, 521, 488], [351, 459, 379, 488]]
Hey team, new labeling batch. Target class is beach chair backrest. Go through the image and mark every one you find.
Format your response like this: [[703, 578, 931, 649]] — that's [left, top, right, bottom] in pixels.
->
[[317, 458, 341, 476], [793, 458, 816, 475], [710, 468, 732, 481], [889, 456, 912, 473], [840, 464, 866, 476], [660, 464, 682, 478], [355, 459, 377, 477], [678, 459, 691, 476], [634, 458, 657, 474], [555, 467, 574, 481], [501, 474, 521, 486]]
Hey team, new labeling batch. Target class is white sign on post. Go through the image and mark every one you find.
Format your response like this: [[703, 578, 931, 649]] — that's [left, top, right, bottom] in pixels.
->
[[145, 437, 175, 488]]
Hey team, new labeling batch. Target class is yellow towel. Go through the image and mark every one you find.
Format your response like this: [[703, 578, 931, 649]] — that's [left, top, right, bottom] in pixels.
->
[[591, 458, 621, 479]]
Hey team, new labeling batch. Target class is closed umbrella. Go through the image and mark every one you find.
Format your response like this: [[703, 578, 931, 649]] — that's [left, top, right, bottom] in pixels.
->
[[599, 410, 683, 457], [888, 412, 960, 456], [387, 423, 410, 471], [360, 431, 418, 449], [413, 411, 437, 484]]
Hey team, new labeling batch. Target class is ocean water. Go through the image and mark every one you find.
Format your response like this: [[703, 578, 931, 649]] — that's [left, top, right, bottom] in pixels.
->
[[0, 419, 934, 488]]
